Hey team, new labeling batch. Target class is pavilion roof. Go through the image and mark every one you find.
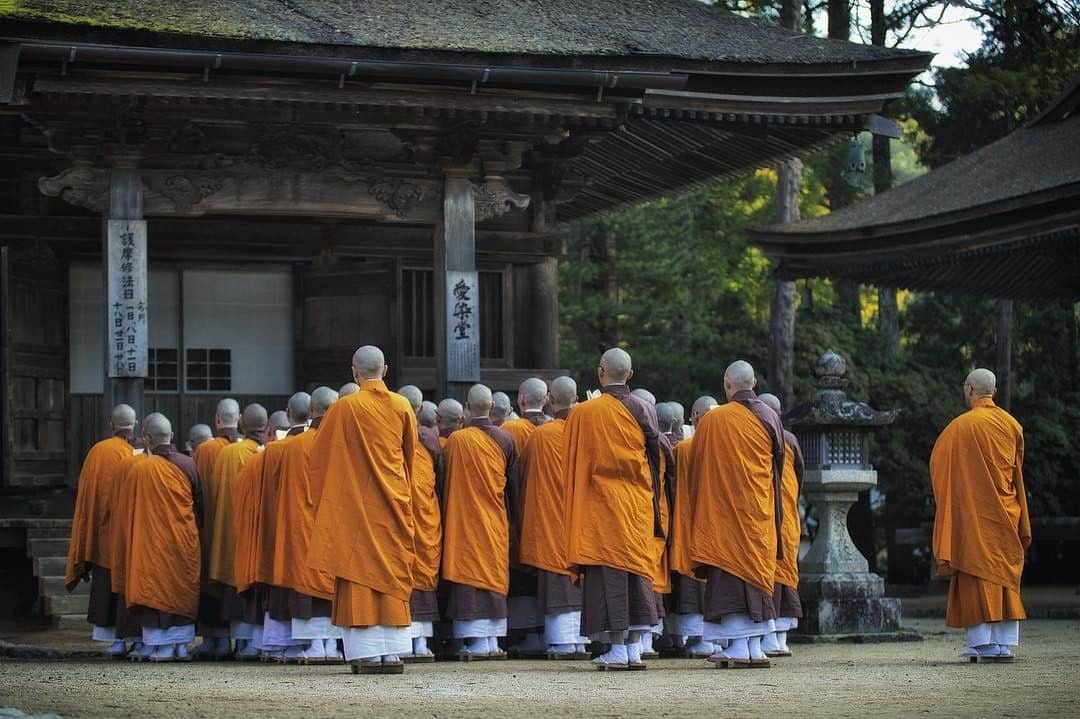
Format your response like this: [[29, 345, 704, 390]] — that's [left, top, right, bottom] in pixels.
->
[[0, 0, 929, 70], [751, 80, 1080, 300]]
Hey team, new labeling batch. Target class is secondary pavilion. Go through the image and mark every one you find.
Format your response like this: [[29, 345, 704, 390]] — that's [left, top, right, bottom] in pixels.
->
[[0, 0, 929, 623]]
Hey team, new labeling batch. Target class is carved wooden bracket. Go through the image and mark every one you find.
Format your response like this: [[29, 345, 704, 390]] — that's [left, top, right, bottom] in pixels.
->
[[473, 177, 531, 222], [38, 165, 109, 212]]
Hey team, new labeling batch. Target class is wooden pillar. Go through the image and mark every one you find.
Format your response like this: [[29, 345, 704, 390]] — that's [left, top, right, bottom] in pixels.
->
[[996, 299, 1013, 411], [434, 172, 480, 401], [530, 194, 559, 370], [102, 165, 146, 430]]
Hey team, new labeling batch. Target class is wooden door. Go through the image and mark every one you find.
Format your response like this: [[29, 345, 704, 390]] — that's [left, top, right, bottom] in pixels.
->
[[297, 258, 399, 390], [1, 242, 68, 494]]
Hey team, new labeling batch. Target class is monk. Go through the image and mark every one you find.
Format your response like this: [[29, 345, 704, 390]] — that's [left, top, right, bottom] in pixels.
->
[[690, 361, 784, 668], [339, 382, 360, 397], [931, 368, 1029, 662], [436, 398, 465, 449], [268, 387, 343, 663], [657, 402, 683, 447], [758, 393, 804, 658], [268, 410, 290, 441], [665, 395, 718, 658], [502, 378, 551, 455], [518, 376, 590, 658], [114, 413, 203, 662], [193, 398, 240, 654], [65, 404, 141, 657], [207, 403, 267, 659], [308, 345, 417, 674], [186, 424, 212, 456], [564, 348, 663, 670], [397, 385, 445, 662], [442, 383, 518, 660], [419, 401, 439, 430], [491, 391, 514, 426], [250, 392, 312, 662]]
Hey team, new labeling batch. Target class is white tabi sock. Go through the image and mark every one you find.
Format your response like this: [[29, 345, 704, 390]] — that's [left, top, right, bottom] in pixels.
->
[[326, 638, 343, 659], [176, 643, 190, 660], [687, 639, 715, 657], [639, 632, 655, 654], [106, 640, 127, 656], [462, 637, 487, 654], [778, 631, 790, 652], [150, 644, 175, 661], [990, 621, 1020, 648], [761, 631, 782, 653], [592, 643, 629, 666], [383, 654, 400, 663], [486, 636, 502, 654], [550, 643, 575, 655], [748, 635, 766, 661], [627, 641, 643, 664], [413, 636, 431, 656], [305, 639, 326, 659], [725, 637, 750, 661]]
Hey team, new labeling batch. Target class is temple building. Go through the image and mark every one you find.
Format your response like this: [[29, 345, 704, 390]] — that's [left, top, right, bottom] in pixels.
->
[[0, 1, 927, 622]]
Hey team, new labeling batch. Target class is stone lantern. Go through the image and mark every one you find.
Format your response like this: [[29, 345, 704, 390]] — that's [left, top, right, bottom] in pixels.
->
[[786, 349, 901, 635]]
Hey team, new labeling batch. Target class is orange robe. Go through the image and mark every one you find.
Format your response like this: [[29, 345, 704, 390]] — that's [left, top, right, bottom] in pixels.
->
[[194, 435, 230, 571], [65, 435, 137, 588], [564, 392, 660, 582], [308, 379, 416, 627], [669, 437, 696, 579], [931, 397, 1029, 628], [442, 422, 515, 595], [231, 451, 268, 594], [251, 436, 295, 590], [108, 454, 149, 596], [410, 432, 443, 594], [120, 454, 201, 619], [775, 432, 804, 591], [651, 438, 673, 594], [689, 399, 782, 596], [519, 416, 572, 577], [502, 414, 547, 457], [207, 438, 262, 589], [273, 426, 335, 600]]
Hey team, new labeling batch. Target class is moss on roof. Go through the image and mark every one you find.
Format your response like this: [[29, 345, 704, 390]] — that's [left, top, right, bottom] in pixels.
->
[[0, 0, 927, 65]]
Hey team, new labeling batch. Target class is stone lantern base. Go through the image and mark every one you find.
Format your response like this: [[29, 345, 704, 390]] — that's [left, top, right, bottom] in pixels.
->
[[798, 572, 901, 635]]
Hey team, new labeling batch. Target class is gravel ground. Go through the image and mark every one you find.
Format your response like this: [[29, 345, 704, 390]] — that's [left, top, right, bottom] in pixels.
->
[[1, 619, 1078, 718]]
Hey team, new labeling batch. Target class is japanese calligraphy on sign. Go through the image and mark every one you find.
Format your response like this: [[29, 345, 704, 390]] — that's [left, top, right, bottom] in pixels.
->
[[445, 270, 480, 382], [107, 220, 148, 378]]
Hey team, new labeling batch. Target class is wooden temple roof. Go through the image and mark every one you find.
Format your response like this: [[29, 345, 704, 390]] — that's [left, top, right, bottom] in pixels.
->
[[1, 0, 931, 225], [752, 80, 1080, 301]]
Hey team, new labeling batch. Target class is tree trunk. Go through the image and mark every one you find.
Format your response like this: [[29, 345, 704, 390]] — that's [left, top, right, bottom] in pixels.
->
[[996, 299, 1013, 411], [768, 158, 801, 409], [870, 0, 899, 356]]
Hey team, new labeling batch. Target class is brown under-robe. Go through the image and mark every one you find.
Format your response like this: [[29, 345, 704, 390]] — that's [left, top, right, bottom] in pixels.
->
[[410, 589, 440, 623], [702, 567, 777, 624], [536, 570, 582, 615], [666, 574, 706, 615], [773, 583, 803, 619], [580, 566, 658, 637], [86, 564, 118, 628], [444, 581, 508, 622]]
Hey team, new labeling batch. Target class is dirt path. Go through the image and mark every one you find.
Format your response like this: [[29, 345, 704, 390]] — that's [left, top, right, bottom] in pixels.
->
[[1, 619, 1078, 718]]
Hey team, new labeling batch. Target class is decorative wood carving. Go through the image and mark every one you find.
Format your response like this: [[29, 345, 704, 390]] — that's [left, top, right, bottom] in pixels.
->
[[144, 175, 225, 213], [367, 178, 432, 219], [473, 177, 531, 222], [38, 165, 109, 212]]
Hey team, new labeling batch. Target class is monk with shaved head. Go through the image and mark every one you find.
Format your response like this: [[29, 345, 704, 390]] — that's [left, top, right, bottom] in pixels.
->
[[690, 361, 785, 668], [418, 401, 439, 429], [65, 404, 142, 657], [397, 384, 445, 662], [267, 386, 342, 663], [186, 424, 213, 456], [308, 345, 418, 674], [339, 382, 360, 397], [665, 396, 719, 658], [437, 398, 465, 448], [758, 393, 804, 658], [441, 383, 519, 659], [565, 348, 665, 670], [932, 368, 1030, 663], [491, 391, 515, 426], [206, 402, 267, 659], [110, 412, 203, 661]]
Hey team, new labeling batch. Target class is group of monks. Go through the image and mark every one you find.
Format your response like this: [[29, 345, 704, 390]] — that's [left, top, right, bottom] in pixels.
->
[[65, 344, 1030, 672]]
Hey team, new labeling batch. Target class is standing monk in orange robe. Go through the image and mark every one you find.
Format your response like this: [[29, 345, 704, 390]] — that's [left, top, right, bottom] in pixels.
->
[[664, 395, 718, 658], [690, 360, 785, 668], [266, 387, 342, 663], [436, 398, 464, 449], [113, 413, 203, 662], [441, 383, 518, 660], [519, 376, 590, 659], [207, 403, 267, 659], [185, 424, 212, 456], [932, 368, 1030, 662], [499, 377, 551, 655], [308, 345, 417, 675], [397, 385, 444, 662], [759, 393, 804, 658], [564, 348, 664, 671], [192, 397, 240, 656], [65, 404, 141, 657]]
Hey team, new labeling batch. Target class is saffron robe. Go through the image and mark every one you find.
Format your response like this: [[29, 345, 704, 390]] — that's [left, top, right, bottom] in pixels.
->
[[519, 414, 572, 577], [669, 437, 696, 579], [207, 438, 262, 589], [564, 386, 663, 583], [65, 434, 137, 589], [117, 452, 202, 620], [931, 397, 1030, 627], [231, 450, 269, 594], [441, 419, 517, 595], [410, 426, 443, 594], [308, 379, 417, 627], [689, 391, 785, 596], [775, 430, 805, 590], [272, 423, 335, 600], [194, 431, 236, 565], [502, 411, 550, 457], [107, 454, 149, 596], [651, 434, 675, 593]]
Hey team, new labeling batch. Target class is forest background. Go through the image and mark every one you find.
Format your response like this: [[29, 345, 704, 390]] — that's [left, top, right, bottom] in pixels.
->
[[557, 0, 1080, 584]]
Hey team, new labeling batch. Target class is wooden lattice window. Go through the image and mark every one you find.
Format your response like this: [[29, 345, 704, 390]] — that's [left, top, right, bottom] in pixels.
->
[[185, 348, 231, 392]]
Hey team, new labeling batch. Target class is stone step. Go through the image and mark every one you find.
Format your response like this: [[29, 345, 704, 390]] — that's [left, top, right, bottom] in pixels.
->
[[44, 593, 89, 617], [27, 526, 74, 539], [33, 556, 67, 577], [27, 538, 70, 558], [40, 575, 89, 596], [55, 614, 88, 631]]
